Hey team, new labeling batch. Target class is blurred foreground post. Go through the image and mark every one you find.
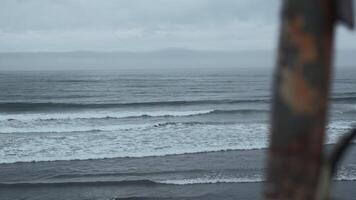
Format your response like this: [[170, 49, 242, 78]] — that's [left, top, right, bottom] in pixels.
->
[[265, 0, 354, 199]]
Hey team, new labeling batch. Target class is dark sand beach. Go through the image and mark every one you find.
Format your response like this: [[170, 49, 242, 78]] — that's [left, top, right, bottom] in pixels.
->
[[1, 145, 356, 200]]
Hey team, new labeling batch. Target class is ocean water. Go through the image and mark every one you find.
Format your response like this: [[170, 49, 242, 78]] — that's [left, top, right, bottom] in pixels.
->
[[1, 68, 355, 163], [0, 68, 356, 193]]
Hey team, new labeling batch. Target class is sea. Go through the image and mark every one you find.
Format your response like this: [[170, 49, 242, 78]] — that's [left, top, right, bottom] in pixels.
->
[[0, 67, 355, 200]]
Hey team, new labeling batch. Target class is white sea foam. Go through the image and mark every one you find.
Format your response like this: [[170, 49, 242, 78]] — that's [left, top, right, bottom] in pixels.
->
[[334, 165, 356, 181], [159, 176, 263, 185], [326, 120, 356, 144], [0, 124, 151, 134], [158, 170, 356, 185], [0, 110, 215, 122], [335, 174, 356, 181], [160, 165, 356, 185], [0, 123, 269, 163], [0, 120, 354, 164]]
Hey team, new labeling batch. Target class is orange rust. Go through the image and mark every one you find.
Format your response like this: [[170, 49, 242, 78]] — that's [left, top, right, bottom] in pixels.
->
[[280, 67, 322, 115], [286, 17, 319, 63], [266, 0, 336, 199]]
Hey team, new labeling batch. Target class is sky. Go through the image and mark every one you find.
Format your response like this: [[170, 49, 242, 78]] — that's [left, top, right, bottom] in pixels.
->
[[0, 0, 355, 53]]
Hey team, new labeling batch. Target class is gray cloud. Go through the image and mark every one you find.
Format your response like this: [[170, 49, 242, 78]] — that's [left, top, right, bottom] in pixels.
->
[[1, 0, 278, 31], [0, 0, 354, 52]]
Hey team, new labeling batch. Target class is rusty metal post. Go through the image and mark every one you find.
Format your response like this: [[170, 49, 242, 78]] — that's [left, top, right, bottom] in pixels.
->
[[265, 0, 336, 199], [265, 0, 354, 199]]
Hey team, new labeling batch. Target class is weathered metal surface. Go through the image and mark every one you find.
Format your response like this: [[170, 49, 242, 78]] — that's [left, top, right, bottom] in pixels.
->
[[265, 0, 336, 199], [336, 0, 355, 29]]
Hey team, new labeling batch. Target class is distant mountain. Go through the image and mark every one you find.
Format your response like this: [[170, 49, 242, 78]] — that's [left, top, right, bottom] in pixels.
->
[[0, 49, 354, 71]]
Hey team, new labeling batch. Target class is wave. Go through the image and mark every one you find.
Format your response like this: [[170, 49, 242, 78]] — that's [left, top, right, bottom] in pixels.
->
[[1, 94, 355, 114], [0, 120, 264, 134], [0, 108, 267, 122], [0, 177, 263, 188], [1, 173, 355, 191], [205, 109, 268, 115], [342, 109, 356, 114], [4, 176, 353, 188], [2, 138, 354, 164], [46, 79, 102, 83], [0, 180, 158, 188], [48, 169, 209, 179], [1, 120, 354, 163], [153, 122, 220, 128], [333, 96, 356, 102], [333, 92, 356, 96], [335, 175, 356, 182], [159, 173, 356, 185], [159, 177, 262, 185], [0, 121, 237, 134], [0, 110, 214, 122], [1, 95, 355, 113], [0, 123, 152, 134], [0, 147, 268, 164], [0, 99, 268, 112], [2, 172, 355, 188], [2, 140, 354, 164]]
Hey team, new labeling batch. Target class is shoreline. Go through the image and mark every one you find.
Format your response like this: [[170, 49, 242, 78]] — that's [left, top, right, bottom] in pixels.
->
[[1, 145, 356, 199], [1, 142, 353, 165]]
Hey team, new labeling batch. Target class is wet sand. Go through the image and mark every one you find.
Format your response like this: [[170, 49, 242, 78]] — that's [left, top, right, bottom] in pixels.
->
[[1, 145, 355, 200]]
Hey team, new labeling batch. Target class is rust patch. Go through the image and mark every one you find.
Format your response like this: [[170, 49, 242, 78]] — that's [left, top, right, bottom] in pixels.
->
[[280, 68, 322, 115], [286, 17, 318, 63]]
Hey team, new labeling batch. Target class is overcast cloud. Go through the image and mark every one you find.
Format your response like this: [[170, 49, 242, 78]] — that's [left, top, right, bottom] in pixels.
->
[[0, 0, 355, 52]]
